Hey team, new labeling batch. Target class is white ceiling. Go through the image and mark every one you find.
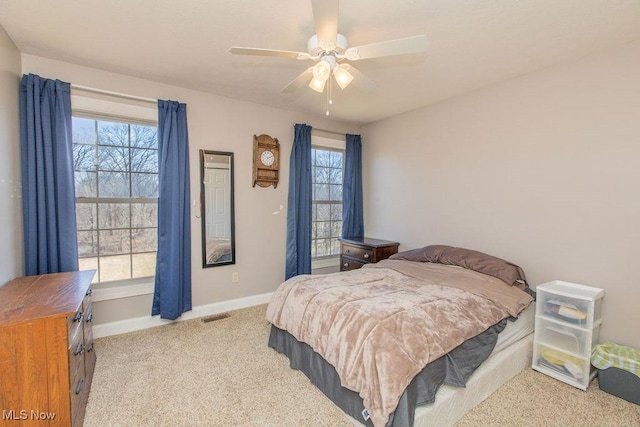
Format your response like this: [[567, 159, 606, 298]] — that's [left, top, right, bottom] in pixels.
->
[[1, 1, 639, 125]]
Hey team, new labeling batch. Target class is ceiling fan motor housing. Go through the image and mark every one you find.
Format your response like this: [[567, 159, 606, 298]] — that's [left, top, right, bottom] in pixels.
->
[[307, 33, 348, 56]]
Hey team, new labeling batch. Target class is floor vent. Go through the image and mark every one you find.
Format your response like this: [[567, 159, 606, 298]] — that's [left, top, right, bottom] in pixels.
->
[[201, 313, 230, 323]]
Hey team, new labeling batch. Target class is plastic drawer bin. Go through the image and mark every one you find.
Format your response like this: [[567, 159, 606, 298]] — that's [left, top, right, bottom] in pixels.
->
[[591, 342, 640, 405]]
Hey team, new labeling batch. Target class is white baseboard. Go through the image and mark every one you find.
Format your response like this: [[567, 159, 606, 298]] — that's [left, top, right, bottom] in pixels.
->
[[93, 292, 274, 338]]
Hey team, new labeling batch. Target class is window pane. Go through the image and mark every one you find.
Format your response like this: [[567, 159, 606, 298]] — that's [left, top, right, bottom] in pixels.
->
[[131, 203, 157, 228], [99, 229, 131, 255], [131, 148, 158, 172], [77, 231, 98, 257], [311, 147, 344, 258], [98, 146, 129, 171], [330, 151, 343, 168], [314, 166, 330, 184], [330, 204, 342, 221], [316, 204, 331, 221], [331, 221, 342, 238], [315, 150, 330, 167], [76, 204, 97, 231], [330, 184, 342, 201], [329, 167, 342, 184], [78, 257, 99, 284], [314, 184, 329, 201], [75, 171, 97, 197], [132, 228, 157, 253], [332, 239, 341, 254], [317, 221, 331, 239], [98, 203, 130, 229], [74, 144, 96, 171], [133, 253, 156, 278], [72, 117, 96, 144], [132, 173, 159, 198], [130, 125, 157, 148], [99, 255, 131, 282], [316, 239, 330, 257], [98, 121, 128, 146], [98, 171, 130, 197], [74, 115, 158, 284]]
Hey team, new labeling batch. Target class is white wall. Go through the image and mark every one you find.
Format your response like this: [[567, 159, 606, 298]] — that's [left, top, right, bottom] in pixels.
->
[[362, 40, 640, 349], [0, 25, 22, 284], [21, 54, 360, 325]]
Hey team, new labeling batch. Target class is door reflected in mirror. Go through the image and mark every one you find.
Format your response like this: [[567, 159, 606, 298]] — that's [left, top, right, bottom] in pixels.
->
[[200, 150, 235, 267]]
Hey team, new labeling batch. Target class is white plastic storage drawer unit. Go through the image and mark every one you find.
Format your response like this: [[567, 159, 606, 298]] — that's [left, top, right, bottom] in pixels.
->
[[532, 280, 604, 390]]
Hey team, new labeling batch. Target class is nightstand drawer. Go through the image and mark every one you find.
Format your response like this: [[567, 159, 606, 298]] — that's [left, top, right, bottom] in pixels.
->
[[340, 257, 367, 271], [341, 244, 374, 262]]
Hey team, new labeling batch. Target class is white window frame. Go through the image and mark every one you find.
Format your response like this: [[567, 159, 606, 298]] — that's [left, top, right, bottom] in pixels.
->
[[311, 135, 346, 270], [72, 94, 158, 299]]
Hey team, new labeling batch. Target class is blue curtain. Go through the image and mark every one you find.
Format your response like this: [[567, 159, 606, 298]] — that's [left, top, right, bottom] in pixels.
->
[[285, 124, 312, 279], [152, 100, 192, 320], [20, 73, 78, 276], [342, 133, 364, 238]]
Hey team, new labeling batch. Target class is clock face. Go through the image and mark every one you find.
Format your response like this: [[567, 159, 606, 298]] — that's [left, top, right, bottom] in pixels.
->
[[260, 150, 275, 166]]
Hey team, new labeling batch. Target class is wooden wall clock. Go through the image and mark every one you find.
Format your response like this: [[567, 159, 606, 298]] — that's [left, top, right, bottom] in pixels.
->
[[252, 134, 280, 188]]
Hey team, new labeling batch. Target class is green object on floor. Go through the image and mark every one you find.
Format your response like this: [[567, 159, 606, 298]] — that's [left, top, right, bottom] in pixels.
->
[[591, 342, 640, 378]]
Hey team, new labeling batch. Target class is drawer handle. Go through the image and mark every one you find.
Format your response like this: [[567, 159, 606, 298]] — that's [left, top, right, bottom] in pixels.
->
[[85, 288, 92, 297], [73, 311, 83, 323], [85, 313, 93, 323], [75, 378, 85, 395], [364, 253, 370, 259], [87, 342, 94, 353], [74, 342, 84, 356]]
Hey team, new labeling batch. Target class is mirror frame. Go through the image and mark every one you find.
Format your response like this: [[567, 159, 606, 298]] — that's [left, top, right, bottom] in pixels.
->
[[200, 150, 236, 268]]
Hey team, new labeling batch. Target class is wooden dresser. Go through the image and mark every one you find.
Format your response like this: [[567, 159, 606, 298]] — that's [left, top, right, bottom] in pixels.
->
[[339, 237, 399, 271], [0, 271, 96, 427]]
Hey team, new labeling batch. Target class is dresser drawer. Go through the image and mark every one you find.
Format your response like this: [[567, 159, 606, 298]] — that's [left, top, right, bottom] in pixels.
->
[[67, 306, 84, 345], [340, 257, 367, 271], [68, 328, 85, 378], [341, 244, 374, 262]]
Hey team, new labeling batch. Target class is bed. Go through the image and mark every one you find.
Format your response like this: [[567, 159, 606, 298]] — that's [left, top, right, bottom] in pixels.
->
[[265, 245, 535, 426]]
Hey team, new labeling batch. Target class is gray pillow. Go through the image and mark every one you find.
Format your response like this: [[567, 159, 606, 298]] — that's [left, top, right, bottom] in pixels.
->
[[390, 245, 527, 288]]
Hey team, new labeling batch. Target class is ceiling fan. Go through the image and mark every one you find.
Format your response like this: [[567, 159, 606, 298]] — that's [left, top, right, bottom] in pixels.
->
[[229, 0, 428, 102]]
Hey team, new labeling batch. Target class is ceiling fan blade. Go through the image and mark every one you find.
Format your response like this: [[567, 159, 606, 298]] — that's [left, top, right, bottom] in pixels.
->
[[311, 0, 339, 45], [344, 35, 428, 61], [229, 47, 311, 60], [282, 67, 314, 93], [342, 64, 376, 93]]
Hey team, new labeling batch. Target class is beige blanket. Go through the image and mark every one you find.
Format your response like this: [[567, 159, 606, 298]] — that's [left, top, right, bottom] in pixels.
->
[[265, 260, 533, 427]]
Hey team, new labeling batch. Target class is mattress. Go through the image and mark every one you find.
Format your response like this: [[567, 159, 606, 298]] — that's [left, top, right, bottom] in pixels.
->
[[492, 302, 535, 354]]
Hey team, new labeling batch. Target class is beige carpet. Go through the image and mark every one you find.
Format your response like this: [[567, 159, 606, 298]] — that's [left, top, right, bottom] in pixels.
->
[[85, 304, 640, 427]]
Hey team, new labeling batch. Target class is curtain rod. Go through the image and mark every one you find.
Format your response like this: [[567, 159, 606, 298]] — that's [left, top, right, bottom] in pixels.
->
[[71, 84, 157, 104], [295, 125, 347, 137]]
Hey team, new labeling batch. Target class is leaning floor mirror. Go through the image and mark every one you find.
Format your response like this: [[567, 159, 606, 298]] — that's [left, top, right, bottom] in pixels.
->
[[200, 150, 235, 267]]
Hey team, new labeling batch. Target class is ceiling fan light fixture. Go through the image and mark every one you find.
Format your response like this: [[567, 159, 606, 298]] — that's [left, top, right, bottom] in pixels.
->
[[309, 77, 326, 93], [333, 66, 354, 90], [312, 60, 332, 81]]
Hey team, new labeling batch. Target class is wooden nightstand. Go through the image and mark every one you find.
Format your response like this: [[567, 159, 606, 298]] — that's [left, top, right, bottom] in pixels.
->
[[339, 237, 399, 271]]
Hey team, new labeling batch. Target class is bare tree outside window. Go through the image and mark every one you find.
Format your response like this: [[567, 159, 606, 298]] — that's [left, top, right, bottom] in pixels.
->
[[311, 147, 343, 257], [73, 116, 158, 283]]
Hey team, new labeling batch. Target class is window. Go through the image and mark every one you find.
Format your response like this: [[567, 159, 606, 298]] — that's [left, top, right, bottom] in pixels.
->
[[311, 146, 343, 258], [73, 116, 158, 283]]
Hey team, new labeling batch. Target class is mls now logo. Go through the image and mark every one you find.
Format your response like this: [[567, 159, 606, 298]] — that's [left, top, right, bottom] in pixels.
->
[[2, 410, 56, 421]]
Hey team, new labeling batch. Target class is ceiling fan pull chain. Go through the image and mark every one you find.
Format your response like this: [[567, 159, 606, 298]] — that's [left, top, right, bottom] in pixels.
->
[[326, 78, 331, 116]]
